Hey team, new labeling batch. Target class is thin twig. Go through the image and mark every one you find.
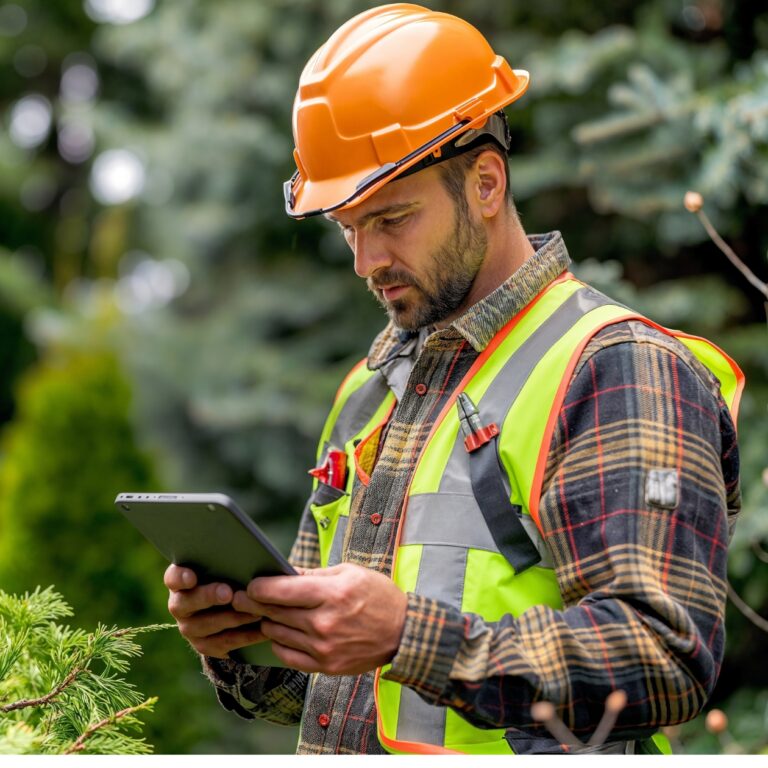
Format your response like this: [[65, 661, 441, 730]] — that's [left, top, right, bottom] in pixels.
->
[[683, 194, 768, 637], [0, 668, 82, 713], [588, 689, 627, 746], [63, 697, 157, 754], [751, 540, 768, 565], [531, 701, 583, 747], [728, 582, 768, 634], [695, 209, 768, 299]]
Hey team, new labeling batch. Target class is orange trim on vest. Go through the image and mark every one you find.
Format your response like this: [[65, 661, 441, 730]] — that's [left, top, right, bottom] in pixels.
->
[[373, 668, 462, 755], [333, 357, 368, 404]]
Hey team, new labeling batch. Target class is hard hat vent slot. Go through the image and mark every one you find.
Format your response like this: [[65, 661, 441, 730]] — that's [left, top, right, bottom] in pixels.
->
[[371, 124, 412, 166]]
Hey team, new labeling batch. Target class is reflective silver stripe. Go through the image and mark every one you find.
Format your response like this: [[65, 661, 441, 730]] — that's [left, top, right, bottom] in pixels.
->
[[396, 544, 467, 745], [402, 493, 552, 566], [407, 286, 612, 568], [329, 372, 390, 449], [441, 285, 611, 490], [396, 686, 447, 745], [402, 494, 498, 552], [414, 543, 468, 608], [327, 514, 349, 567], [438, 433, 472, 495], [474, 285, 612, 434], [378, 350, 415, 402]]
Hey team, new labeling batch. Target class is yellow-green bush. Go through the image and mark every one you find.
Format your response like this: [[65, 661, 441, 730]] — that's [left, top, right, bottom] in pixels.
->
[[0, 351, 164, 626]]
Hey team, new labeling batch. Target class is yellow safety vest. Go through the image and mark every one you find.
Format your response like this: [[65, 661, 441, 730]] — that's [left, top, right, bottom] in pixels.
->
[[307, 274, 744, 754]]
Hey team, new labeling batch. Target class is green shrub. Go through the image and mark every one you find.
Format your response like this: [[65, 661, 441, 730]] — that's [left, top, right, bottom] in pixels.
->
[[0, 350, 164, 626]]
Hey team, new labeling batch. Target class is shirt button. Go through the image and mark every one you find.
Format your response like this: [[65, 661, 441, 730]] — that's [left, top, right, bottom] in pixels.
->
[[415, 383, 428, 396], [370, 513, 382, 525], [318, 713, 330, 728]]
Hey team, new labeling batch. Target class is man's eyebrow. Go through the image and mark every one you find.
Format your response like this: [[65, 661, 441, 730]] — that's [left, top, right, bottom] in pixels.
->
[[325, 203, 416, 227]]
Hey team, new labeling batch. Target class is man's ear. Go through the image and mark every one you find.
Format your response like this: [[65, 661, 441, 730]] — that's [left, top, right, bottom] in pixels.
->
[[471, 149, 507, 218]]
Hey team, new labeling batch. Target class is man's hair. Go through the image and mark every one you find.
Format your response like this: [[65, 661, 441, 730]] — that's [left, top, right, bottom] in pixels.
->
[[437, 142, 516, 210]]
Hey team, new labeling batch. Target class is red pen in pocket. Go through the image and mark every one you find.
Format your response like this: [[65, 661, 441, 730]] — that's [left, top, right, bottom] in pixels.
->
[[308, 449, 347, 490]]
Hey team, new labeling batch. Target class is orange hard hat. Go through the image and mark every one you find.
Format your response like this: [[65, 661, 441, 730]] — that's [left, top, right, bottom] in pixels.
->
[[284, 3, 530, 219]]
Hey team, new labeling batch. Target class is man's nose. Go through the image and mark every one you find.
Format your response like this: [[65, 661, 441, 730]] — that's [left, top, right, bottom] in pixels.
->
[[352, 229, 392, 279]]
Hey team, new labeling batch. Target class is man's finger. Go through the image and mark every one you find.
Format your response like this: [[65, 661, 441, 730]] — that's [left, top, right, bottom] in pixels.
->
[[168, 581, 234, 619], [194, 626, 269, 658], [297, 565, 345, 577], [246, 574, 326, 607], [164, 563, 197, 591], [260, 618, 313, 651], [251, 603, 317, 632], [231, 590, 264, 616], [177, 609, 260, 640], [269, 641, 323, 674]]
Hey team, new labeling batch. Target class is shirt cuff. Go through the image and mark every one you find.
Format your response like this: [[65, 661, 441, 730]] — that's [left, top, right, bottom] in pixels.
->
[[201, 654, 240, 685], [382, 591, 466, 701], [201, 655, 260, 720], [200, 654, 308, 725]]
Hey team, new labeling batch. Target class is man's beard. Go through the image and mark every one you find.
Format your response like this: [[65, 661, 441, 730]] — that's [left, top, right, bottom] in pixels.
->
[[367, 201, 488, 331]]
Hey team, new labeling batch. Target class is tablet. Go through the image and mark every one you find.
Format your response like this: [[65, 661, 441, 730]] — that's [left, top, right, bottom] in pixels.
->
[[115, 492, 297, 666]]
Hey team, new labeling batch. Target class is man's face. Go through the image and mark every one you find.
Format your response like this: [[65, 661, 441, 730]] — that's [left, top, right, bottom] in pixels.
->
[[327, 166, 487, 330]]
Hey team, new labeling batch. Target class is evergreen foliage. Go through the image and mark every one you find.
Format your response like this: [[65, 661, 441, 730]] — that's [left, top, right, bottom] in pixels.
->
[[0, 586, 168, 755]]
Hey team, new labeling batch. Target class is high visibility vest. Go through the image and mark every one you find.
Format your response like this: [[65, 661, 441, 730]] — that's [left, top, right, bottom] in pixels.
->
[[307, 274, 744, 754]]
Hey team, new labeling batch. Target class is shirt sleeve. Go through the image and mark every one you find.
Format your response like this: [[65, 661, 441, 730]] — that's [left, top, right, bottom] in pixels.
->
[[199, 498, 321, 724], [383, 324, 740, 743]]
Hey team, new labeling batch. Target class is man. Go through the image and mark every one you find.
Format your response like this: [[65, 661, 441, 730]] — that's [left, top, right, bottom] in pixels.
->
[[165, 5, 743, 755]]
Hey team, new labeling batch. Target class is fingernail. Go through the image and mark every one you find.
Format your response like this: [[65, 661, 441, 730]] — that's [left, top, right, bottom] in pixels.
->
[[216, 585, 231, 602], [181, 570, 194, 587]]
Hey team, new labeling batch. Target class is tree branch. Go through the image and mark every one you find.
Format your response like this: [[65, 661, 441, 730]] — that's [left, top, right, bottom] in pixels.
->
[[63, 698, 157, 754], [0, 668, 82, 713]]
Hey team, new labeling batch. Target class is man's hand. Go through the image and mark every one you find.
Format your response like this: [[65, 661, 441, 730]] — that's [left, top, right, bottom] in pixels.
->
[[232, 563, 407, 676], [164, 564, 267, 659]]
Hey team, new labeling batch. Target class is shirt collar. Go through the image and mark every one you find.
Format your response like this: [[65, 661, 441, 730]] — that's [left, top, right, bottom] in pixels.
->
[[367, 231, 571, 370]]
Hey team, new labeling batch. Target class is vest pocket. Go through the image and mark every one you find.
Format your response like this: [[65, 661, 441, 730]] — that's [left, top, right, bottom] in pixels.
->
[[310, 481, 345, 507], [310, 486, 350, 567]]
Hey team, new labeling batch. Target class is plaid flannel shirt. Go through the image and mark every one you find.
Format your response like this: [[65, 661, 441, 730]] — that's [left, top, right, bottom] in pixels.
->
[[202, 231, 740, 754]]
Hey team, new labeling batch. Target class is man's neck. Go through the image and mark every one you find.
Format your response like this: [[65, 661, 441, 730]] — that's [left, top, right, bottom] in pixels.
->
[[480, 214, 535, 295]]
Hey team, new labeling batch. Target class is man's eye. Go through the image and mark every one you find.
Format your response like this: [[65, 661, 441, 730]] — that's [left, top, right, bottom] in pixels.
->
[[381, 215, 407, 229]]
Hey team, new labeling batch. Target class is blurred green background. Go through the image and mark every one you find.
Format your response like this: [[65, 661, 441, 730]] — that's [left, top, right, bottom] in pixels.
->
[[1, 0, 767, 755]]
